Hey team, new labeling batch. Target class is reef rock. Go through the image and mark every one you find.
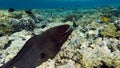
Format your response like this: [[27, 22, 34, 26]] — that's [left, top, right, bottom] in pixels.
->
[[0, 36, 9, 49], [0, 30, 32, 65]]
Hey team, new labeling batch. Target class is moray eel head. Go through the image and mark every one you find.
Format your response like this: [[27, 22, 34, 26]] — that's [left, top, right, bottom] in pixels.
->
[[48, 24, 73, 45]]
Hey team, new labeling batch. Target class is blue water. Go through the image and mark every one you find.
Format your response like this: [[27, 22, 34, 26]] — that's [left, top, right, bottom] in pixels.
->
[[0, 0, 120, 9]]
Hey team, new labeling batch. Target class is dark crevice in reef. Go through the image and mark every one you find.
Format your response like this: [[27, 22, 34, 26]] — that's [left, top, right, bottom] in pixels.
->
[[100, 61, 114, 68], [93, 61, 115, 68], [3, 40, 12, 49]]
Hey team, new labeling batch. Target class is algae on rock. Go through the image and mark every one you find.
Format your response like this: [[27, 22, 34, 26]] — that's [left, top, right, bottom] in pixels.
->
[[100, 23, 120, 38], [0, 20, 13, 36]]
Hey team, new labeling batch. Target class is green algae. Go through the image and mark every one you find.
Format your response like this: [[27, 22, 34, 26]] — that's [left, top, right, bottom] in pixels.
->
[[0, 20, 13, 36], [100, 23, 120, 38], [0, 10, 28, 36], [0, 12, 16, 36]]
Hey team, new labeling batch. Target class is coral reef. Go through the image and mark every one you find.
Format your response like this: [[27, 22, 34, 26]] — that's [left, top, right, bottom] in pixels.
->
[[0, 10, 24, 36], [0, 6, 120, 68], [62, 14, 78, 22], [11, 17, 35, 32], [100, 23, 120, 38], [0, 22, 13, 36]]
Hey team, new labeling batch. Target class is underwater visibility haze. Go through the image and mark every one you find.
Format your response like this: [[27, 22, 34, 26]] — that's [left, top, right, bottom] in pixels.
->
[[0, 0, 120, 68], [0, 0, 120, 9]]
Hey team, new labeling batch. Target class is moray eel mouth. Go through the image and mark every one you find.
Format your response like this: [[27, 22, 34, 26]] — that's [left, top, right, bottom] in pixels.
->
[[58, 25, 73, 43]]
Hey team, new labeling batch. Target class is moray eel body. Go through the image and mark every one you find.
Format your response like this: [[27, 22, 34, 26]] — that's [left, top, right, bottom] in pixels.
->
[[1, 24, 73, 68]]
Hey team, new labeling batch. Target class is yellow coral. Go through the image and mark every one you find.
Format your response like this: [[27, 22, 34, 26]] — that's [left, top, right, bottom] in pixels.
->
[[100, 24, 120, 38]]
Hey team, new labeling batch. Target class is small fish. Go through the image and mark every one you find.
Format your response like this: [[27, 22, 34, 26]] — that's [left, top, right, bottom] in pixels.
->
[[1, 24, 73, 68]]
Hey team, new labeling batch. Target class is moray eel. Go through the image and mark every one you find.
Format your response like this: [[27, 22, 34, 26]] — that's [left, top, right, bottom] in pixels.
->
[[1, 24, 73, 68]]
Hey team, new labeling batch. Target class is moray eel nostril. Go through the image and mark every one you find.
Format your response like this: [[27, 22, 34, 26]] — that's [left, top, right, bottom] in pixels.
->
[[1, 24, 73, 68]]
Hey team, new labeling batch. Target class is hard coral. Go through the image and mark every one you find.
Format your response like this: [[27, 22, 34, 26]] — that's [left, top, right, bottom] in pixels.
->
[[0, 10, 25, 36], [100, 24, 120, 38], [12, 17, 35, 32], [62, 15, 77, 22], [0, 23, 13, 36]]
